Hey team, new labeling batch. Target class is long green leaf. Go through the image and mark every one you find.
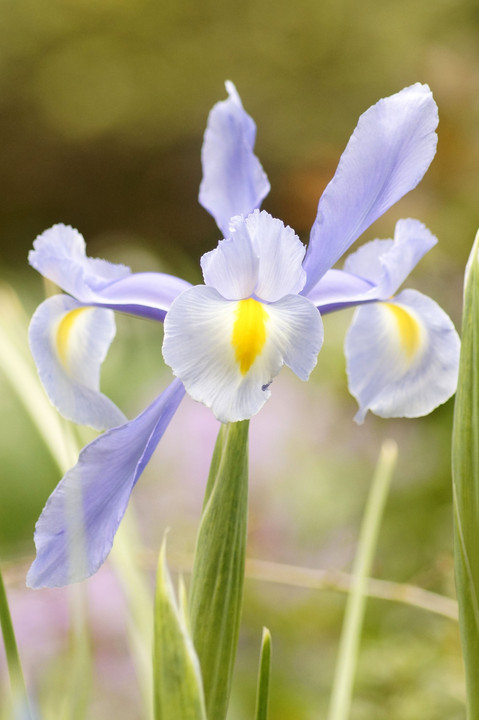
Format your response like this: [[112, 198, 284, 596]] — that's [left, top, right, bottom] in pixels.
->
[[254, 627, 272, 720], [153, 539, 207, 720], [327, 439, 397, 720], [452, 229, 479, 717], [0, 566, 33, 720], [189, 420, 249, 720]]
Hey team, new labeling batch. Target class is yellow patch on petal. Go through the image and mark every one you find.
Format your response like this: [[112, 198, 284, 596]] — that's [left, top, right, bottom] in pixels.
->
[[385, 302, 422, 358], [56, 307, 89, 367], [232, 298, 268, 374]]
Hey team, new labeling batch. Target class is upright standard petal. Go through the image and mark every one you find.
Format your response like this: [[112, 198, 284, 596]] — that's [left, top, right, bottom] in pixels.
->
[[27, 379, 186, 588], [162, 286, 322, 423], [305, 219, 438, 313], [29, 294, 126, 430], [29, 224, 191, 321], [201, 211, 306, 302], [345, 289, 460, 423], [343, 219, 437, 298], [199, 82, 270, 236], [303, 84, 438, 292]]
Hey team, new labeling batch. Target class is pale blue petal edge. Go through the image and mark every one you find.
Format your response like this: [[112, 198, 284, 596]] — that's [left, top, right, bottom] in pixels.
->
[[303, 84, 438, 292], [29, 224, 191, 321], [27, 379, 186, 588], [29, 294, 127, 430], [343, 219, 437, 298], [345, 289, 460, 423], [201, 210, 306, 302], [199, 81, 270, 236]]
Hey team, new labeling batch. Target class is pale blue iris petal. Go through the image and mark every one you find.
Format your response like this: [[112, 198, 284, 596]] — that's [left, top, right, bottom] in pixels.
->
[[29, 294, 127, 430], [201, 211, 307, 302], [29, 224, 131, 300], [246, 210, 307, 302], [162, 286, 322, 422], [88, 272, 192, 322], [201, 217, 258, 300], [345, 289, 460, 423], [303, 84, 438, 292], [27, 380, 186, 588], [266, 294, 323, 379], [305, 268, 376, 313], [29, 224, 190, 320], [344, 219, 437, 298], [199, 81, 270, 236]]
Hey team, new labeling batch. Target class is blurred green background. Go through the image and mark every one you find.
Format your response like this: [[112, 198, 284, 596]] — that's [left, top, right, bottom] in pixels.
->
[[1, 0, 478, 717]]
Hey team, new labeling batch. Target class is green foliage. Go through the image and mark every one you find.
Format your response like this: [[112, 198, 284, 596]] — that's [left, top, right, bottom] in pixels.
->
[[452, 229, 479, 718], [254, 627, 272, 720], [153, 539, 206, 720], [189, 421, 249, 720], [0, 566, 32, 719]]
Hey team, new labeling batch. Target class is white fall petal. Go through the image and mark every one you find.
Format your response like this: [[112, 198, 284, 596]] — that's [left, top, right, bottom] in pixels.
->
[[29, 294, 126, 430], [162, 285, 323, 423], [345, 289, 460, 422]]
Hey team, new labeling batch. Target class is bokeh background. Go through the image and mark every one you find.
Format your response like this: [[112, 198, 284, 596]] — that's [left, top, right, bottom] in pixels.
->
[[1, 0, 479, 717]]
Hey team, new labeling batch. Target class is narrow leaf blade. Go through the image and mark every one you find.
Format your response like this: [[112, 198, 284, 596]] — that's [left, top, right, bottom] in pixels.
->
[[153, 540, 207, 720], [452, 229, 479, 717], [254, 627, 272, 720], [189, 420, 249, 720]]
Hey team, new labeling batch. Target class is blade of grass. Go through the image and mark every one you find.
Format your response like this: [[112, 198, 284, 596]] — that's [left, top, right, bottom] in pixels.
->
[[254, 627, 272, 720], [153, 539, 207, 720], [452, 229, 479, 717], [327, 439, 398, 720], [0, 566, 33, 719]]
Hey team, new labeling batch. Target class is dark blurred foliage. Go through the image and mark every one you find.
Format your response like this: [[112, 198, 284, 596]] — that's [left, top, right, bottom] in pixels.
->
[[0, 0, 478, 281]]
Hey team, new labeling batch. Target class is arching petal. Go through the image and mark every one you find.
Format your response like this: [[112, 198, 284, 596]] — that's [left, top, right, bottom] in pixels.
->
[[29, 294, 127, 430], [343, 219, 437, 298], [27, 380, 186, 588], [345, 289, 460, 423], [303, 84, 438, 292], [162, 286, 322, 423], [201, 211, 306, 302], [246, 210, 306, 301], [201, 218, 259, 300], [199, 81, 270, 236], [29, 224, 191, 321], [305, 268, 375, 313]]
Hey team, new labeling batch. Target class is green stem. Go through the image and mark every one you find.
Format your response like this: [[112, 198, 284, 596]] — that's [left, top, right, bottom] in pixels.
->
[[327, 439, 398, 720], [189, 420, 249, 720]]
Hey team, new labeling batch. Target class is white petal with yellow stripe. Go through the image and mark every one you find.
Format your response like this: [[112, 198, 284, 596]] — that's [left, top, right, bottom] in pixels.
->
[[345, 288, 460, 423], [29, 294, 127, 430], [162, 286, 323, 423]]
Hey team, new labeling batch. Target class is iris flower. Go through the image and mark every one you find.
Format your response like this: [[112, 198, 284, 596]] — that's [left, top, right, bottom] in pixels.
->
[[27, 82, 459, 587]]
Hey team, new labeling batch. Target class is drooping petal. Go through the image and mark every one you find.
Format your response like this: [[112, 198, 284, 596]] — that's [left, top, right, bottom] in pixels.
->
[[29, 224, 191, 321], [201, 211, 306, 302], [27, 379, 186, 588], [29, 224, 131, 298], [162, 286, 322, 422], [303, 84, 438, 292], [345, 289, 460, 423], [29, 294, 127, 430], [199, 81, 270, 236], [343, 219, 437, 298]]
